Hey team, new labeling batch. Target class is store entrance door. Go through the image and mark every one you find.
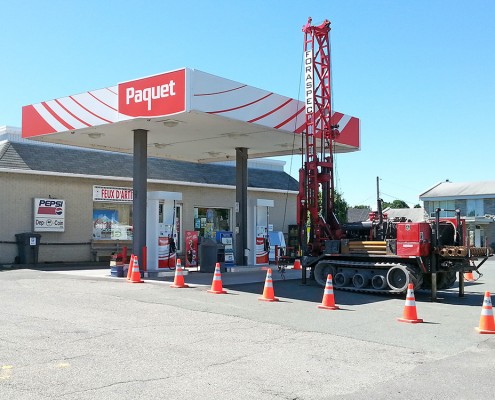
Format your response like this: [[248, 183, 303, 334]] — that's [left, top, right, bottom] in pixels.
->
[[146, 191, 182, 272]]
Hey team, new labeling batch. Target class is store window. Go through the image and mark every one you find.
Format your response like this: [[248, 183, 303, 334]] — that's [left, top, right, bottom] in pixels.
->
[[93, 203, 133, 240], [194, 207, 231, 238], [92, 186, 133, 241]]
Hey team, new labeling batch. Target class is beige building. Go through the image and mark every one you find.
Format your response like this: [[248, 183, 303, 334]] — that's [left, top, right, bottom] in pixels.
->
[[0, 126, 298, 266]]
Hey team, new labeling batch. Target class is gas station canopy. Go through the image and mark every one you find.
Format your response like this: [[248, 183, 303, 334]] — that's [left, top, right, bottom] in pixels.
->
[[22, 68, 359, 162]]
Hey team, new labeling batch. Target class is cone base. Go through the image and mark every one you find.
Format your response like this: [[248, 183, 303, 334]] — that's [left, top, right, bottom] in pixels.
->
[[397, 317, 423, 324], [207, 289, 227, 294], [258, 297, 279, 302], [129, 280, 144, 283], [475, 327, 495, 334], [318, 304, 340, 310], [170, 284, 189, 288]]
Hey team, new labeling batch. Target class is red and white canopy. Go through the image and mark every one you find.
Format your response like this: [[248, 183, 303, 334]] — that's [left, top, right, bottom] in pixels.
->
[[22, 68, 359, 162]]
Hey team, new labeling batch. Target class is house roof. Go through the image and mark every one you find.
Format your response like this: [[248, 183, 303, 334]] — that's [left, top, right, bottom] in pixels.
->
[[420, 181, 495, 200], [347, 208, 371, 223], [347, 207, 428, 223], [382, 207, 428, 222], [0, 140, 299, 192]]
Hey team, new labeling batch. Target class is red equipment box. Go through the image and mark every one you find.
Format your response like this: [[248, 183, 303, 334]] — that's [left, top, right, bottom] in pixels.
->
[[396, 223, 431, 256], [396, 242, 431, 257], [397, 222, 431, 242]]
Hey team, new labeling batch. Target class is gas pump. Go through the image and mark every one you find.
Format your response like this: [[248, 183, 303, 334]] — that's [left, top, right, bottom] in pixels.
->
[[254, 199, 274, 265], [146, 191, 182, 272]]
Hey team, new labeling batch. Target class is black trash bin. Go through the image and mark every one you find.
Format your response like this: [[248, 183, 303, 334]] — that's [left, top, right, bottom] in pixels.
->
[[15, 233, 41, 264], [199, 238, 217, 273], [216, 243, 226, 272]]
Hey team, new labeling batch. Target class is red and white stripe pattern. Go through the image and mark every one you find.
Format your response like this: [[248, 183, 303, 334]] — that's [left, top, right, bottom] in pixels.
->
[[476, 292, 495, 333], [397, 283, 423, 323], [207, 264, 227, 294], [191, 70, 359, 148], [175, 260, 185, 276], [212, 265, 222, 282], [481, 295, 494, 315], [264, 269, 274, 288], [323, 275, 335, 296], [259, 267, 279, 302], [22, 69, 359, 150], [170, 259, 189, 288], [404, 286, 417, 307], [22, 86, 130, 137], [318, 274, 339, 310]]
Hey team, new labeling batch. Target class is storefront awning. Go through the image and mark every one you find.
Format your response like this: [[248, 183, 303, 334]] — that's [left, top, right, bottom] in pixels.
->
[[22, 68, 360, 163]]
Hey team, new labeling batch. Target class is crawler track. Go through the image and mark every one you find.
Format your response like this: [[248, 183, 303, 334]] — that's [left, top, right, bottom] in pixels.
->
[[313, 260, 423, 295]]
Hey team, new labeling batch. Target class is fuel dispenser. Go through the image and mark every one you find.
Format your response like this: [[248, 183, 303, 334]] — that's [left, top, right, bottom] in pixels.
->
[[253, 199, 274, 265], [146, 191, 182, 272]]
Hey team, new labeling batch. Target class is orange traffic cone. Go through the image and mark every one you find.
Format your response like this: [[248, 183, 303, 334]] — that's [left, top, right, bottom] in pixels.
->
[[170, 259, 189, 288], [397, 283, 423, 323], [464, 271, 475, 282], [476, 291, 495, 334], [129, 255, 144, 283], [126, 254, 135, 280], [293, 259, 302, 270], [259, 268, 279, 302], [318, 274, 340, 310], [207, 263, 227, 294]]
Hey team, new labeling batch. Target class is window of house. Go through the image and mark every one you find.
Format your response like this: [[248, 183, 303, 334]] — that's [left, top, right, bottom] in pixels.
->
[[427, 200, 456, 217], [467, 199, 484, 217]]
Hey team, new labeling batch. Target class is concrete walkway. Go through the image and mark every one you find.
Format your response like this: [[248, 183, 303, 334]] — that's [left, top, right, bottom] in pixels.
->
[[37, 264, 307, 287]]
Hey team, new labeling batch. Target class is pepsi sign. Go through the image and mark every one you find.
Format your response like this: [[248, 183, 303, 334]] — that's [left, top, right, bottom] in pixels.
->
[[34, 198, 65, 232]]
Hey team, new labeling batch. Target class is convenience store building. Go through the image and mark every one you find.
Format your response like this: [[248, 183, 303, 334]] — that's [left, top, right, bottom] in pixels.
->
[[5, 68, 359, 268], [0, 126, 300, 266]]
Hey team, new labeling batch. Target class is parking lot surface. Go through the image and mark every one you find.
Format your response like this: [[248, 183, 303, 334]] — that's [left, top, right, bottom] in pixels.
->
[[1, 260, 495, 399]]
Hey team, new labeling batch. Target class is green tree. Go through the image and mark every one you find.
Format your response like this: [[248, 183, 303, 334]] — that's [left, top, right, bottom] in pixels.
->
[[354, 205, 371, 209], [316, 190, 349, 223], [383, 199, 409, 209], [414, 204, 422, 208], [334, 191, 349, 223]]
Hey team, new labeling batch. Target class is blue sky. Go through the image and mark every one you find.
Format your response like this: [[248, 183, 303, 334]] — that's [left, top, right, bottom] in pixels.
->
[[1, 1, 494, 208]]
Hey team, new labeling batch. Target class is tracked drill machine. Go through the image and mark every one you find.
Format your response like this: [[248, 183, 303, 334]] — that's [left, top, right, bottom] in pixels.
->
[[297, 18, 493, 299]]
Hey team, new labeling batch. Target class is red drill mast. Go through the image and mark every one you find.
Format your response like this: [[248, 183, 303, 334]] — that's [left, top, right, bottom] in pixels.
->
[[298, 17, 342, 256]]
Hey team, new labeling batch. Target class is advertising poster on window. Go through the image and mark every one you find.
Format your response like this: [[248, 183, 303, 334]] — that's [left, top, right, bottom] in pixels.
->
[[185, 231, 199, 268], [158, 236, 176, 268], [34, 198, 66, 232], [93, 210, 118, 240]]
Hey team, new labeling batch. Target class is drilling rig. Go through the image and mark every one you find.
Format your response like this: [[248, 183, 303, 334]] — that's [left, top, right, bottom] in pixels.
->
[[297, 17, 493, 299]]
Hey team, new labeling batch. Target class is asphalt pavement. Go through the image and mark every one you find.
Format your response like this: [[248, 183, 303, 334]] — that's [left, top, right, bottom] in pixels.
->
[[1, 260, 495, 399]]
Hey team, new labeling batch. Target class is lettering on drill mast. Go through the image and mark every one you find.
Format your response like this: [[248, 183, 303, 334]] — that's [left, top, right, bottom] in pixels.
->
[[304, 50, 314, 114], [118, 69, 186, 117]]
